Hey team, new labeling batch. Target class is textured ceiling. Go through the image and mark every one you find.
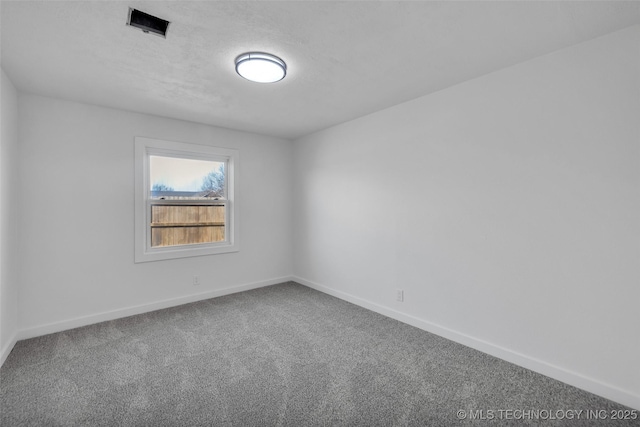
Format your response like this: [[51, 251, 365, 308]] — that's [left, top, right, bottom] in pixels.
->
[[1, 1, 639, 140]]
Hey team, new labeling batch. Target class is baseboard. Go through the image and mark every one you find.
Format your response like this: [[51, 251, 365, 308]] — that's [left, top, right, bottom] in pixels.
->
[[0, 332, 18, 368], [293, 276, 640, 411], [17, 275, 294, 341]]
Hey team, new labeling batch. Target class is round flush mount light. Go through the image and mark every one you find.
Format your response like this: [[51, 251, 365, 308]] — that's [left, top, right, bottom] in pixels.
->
[[235, 52, 287, 83]]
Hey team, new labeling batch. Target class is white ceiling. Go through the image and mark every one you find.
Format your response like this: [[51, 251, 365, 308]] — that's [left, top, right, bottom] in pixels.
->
[[1, 1, 639, 140]]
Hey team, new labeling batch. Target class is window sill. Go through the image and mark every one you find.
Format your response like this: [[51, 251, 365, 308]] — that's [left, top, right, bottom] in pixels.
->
[[135, 241, 239, 263]]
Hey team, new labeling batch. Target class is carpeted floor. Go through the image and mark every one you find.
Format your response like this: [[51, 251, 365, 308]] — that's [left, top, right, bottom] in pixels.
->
[[1, 282, 637, 426]]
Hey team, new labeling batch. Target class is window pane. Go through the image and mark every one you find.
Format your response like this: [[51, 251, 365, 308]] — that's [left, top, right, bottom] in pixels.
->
[[150, 204, 225, 247], [150, 156, 225, 198]]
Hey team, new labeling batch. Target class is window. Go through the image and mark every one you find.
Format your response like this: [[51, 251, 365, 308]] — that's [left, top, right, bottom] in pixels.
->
[[135, 137, 239, 262]]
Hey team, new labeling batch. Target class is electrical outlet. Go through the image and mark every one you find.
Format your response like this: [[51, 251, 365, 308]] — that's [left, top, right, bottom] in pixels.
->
[[396, 289, 404, 302], [193, 276, 200, 286]]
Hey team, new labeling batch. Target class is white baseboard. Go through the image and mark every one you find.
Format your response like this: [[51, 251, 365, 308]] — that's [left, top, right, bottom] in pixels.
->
[[0, 332, 18, 368], [293, 276, 640, 411], [17, 275, 294, 341]]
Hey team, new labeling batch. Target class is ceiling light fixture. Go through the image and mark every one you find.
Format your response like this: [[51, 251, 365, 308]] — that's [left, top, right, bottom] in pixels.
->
[[235, 52, 287, 83]]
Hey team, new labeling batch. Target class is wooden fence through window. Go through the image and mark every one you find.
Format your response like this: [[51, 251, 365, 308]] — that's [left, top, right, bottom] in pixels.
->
[[150, 204, 225, 247]]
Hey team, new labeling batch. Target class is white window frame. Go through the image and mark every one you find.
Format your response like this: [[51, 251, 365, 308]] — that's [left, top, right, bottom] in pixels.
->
[[134, 137, 239, 263]]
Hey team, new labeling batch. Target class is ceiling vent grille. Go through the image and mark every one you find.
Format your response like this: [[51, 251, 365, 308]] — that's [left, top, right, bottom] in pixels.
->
[[127, 8, 170, 38]]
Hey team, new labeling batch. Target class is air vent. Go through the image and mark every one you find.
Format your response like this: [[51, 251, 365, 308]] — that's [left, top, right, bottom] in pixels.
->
[[127, 8, 170, 38]]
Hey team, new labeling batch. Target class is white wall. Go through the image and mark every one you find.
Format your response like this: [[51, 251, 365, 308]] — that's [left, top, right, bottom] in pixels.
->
[[293, 25, 640, 408], [17, 95, 293, 334], [0, 68, 20, 365]]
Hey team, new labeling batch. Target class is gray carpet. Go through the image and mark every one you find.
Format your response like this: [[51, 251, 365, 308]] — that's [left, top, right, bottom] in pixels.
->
[[1, 282, 637, 426]]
